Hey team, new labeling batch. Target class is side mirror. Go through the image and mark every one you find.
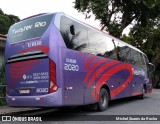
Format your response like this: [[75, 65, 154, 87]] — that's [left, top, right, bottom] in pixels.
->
[[148, 63, 155, 73]]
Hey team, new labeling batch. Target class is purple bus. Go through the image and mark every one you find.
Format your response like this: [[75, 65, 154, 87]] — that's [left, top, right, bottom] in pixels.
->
[[5, 12, 153, 111]]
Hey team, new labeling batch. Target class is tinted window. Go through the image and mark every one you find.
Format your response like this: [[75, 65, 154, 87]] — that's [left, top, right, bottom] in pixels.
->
[[60, 16, 88, 51], [117, 43, 146, 69], [8, 14, 54, 43], [87, 28, 116, 59], [144, 55, 150, 74], [117, 43, 133, 63], [132, 51, 144, 67], [139, 53, 146, 70]]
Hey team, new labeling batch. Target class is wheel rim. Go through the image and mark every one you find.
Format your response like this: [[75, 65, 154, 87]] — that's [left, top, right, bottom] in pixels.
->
[[100, 94, 107, 107]]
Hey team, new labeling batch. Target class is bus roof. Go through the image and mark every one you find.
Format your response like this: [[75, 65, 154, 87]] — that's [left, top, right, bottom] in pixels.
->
[[21, 13, 48, 21]]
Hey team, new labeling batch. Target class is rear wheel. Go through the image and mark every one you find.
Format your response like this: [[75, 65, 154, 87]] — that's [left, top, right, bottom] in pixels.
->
[[139, 86, 146, 99], [97, 88, 109, 111]]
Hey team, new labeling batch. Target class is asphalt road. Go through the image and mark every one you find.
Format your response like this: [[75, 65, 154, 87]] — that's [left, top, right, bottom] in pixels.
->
[[2, 89, 160, 124]]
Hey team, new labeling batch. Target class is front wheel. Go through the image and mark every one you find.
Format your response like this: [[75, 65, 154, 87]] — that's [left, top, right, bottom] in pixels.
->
[[97, 88, 109, 111]]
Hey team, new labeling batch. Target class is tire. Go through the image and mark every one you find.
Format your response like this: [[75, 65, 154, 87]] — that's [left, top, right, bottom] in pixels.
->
[[139, 86, 146, 99], [97, 88, 109, 111]]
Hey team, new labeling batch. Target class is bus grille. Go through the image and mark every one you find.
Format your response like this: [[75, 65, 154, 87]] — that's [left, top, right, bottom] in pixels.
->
[[7, 51, 48, 64]]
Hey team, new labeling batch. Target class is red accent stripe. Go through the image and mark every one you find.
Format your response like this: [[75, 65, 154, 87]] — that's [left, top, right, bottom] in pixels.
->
[[10, 67, 30, 71], [93, 64, 133, 101], [146, 89, 152, 93], [11, 60, 38, 66], [9, 66, 34, 75], [9, 59, 39, 87], [9, 69, 29, 74], [87, 60, 119, 87], [9, 61, 38, 80], [92, 81, 106, 101], [84, 58, 107, 84], [10, 75, 24, 78], [9, 60, 38, 75], [10, 68, 31, 77], [21, 46, 49, 54], [10, 63, 37, 71], [85, 56, 97, 70]]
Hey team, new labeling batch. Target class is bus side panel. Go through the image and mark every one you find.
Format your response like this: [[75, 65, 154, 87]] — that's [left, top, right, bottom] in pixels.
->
[[60, 48, 84, 105], [131, 75, 144, 96], [84, 72, 97, 104], [131, 66, 148, 96], [60, 48, 97, 105], [63, 71, 84, 105], [60, 46, 149, 105], [95, 69, 133, 101]]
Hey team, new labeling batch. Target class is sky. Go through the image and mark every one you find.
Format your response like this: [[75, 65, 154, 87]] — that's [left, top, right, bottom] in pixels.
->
[[0, 0, 129, 34]]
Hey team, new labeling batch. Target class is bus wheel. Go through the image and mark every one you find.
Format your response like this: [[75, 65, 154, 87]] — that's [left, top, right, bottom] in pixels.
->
[[97, 88, 109, 111], [139, 86, 146, 99]]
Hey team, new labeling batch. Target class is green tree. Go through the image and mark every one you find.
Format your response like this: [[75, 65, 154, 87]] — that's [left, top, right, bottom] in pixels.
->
[[0, 8, 19, 105], [0, 63, 6, 106], [0, 8, 20, 34], [74, 0, 160, 38]]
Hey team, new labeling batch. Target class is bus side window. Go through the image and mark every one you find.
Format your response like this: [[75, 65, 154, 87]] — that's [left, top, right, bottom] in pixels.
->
[[138, 53, 147, 70], [71, 21, 88, 51], [87, 28, 116, 59], [60, 16, 88, 51], [123, 47, 134, 64], [116, 42, 131, 63], [144, 56, 150, 76], [104, 39, 117, 60], [87, 28, 105, 55], [60, 16, 73, 49]]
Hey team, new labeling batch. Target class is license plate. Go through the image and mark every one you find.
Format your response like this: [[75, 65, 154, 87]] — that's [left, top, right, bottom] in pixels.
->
[[19, 89, 30, 94]]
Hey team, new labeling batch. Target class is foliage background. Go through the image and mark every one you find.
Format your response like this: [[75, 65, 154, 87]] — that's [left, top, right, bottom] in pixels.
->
[[0, 9, 20, 105], [0, 64, 6, 106]]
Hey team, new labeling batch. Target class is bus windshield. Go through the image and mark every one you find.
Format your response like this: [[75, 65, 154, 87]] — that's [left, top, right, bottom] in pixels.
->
[[8, 14, 54, 43]]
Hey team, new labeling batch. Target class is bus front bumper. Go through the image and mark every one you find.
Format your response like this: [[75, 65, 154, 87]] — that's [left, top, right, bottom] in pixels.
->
[[6, 88, 62, 107]]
